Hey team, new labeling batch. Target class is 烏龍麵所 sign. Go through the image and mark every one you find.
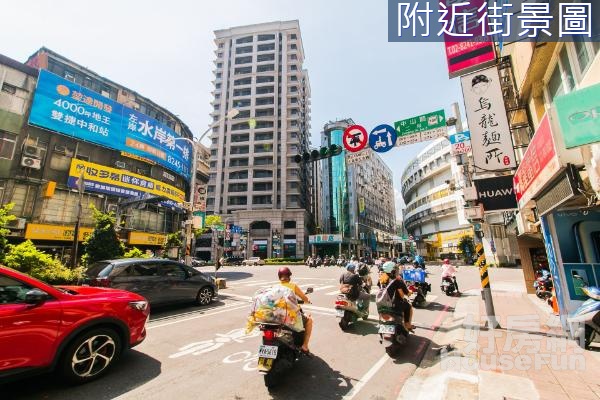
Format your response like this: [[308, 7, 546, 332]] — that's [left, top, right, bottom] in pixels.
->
[[309, 234, 342, 244], [67, 159, 185, 204], [555, 82, 600, 149], [461, 66, 516, 171], [395, 110, 446, 146], [28, 70, 192, 180]]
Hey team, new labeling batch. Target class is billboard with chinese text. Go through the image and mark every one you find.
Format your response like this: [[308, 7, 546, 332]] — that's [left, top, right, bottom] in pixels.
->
[[29, 70, 192, 180]]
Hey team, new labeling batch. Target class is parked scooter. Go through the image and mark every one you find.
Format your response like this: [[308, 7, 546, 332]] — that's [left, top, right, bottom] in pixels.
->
[[534, 269, 553, 300], [335, 290, 370, 330], [257, 288, 314, 388], [569, 284, 600, 350]]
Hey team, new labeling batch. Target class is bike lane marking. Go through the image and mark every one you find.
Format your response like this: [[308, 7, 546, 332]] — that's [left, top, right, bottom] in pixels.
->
[[342, 354, 390, 400]]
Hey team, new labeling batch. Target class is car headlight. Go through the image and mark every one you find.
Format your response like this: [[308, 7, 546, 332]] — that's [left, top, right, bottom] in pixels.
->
[[129, 300, 149, 311]]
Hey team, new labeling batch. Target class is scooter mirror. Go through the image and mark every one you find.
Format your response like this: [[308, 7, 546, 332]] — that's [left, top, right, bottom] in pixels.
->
[[306, 287, 314, 294]]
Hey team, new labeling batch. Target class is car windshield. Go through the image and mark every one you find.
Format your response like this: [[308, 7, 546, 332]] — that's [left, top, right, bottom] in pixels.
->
[[85, 262, 112, 277]]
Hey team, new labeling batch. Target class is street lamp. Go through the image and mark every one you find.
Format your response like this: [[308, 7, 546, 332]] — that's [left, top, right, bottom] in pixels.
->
[[177, 108, 239, 266]]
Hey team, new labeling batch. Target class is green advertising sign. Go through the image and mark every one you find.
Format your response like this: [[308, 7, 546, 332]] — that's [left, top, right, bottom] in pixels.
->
[[394, 109, 447, 146], [555, 83, 600, 149]]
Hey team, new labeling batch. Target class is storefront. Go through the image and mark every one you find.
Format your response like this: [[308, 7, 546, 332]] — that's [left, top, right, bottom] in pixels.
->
[[24, 223, 95, 265]]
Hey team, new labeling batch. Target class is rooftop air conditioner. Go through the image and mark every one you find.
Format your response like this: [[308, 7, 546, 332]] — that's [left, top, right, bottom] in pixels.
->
[[21, 156, 41, 169]]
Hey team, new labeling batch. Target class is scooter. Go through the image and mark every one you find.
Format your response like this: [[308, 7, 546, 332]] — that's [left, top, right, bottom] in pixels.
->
[[534, 270, 553, 300], [408, 280, 431, 308], [569, 285, 600, 350], [441, 275, 459, 296], [335, 289, 370, 330], [257, 288, 313, 388], [377, 308, 410, 356]]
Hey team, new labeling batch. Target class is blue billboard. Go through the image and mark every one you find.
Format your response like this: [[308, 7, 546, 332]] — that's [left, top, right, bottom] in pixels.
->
[[28, 70, 192, 181]]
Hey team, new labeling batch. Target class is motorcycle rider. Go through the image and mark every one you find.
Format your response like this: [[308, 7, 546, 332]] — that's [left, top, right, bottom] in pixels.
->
[[379, 261, 415, 332], [340, 264, 370, 310], [277, 267, 313, 353], [441, 259, 460, 294], [414, 254, 425, 269]]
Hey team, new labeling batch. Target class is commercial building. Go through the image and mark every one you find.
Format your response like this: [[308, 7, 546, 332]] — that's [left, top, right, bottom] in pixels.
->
[[502, 33, 600, 335], [0, 48, 195, 263], [317, 119, 396, 258], [206, 21, 313, 259]]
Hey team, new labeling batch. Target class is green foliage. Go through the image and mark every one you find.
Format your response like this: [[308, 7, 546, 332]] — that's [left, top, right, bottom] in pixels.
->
[[5, 240, 82, 284], [264, 258, 304, 265], [458, 236, 475, 257], [123, 247, 150, 258], [163, 232, 182, 250], [82, 205, 124, 266], [0, 203, 16, 262], [205, 215, 223, 228]]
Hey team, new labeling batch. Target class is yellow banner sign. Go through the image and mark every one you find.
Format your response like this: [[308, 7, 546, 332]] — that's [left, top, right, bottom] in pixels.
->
[[69, 159, 185, 203], [25, 223, 94, 242], [440, 228, 474, 245], [128, 231, 167, 246]]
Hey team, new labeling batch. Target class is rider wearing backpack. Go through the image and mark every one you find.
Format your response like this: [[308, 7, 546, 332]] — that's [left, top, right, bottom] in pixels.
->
[[377, 261, 415, 332]]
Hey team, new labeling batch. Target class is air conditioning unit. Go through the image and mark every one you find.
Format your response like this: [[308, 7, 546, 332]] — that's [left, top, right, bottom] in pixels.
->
[[106, 204, 119, 214], [115, 161, 127, 169], [23, 145, 43, 158], [54, 144, 73, 156], [21, 156, 41, 169], [7, 218, 26, 230]]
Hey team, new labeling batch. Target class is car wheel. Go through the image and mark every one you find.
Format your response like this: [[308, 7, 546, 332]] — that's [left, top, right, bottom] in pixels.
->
[[60, 327, 121, 384], [196, 286, 214, 306]]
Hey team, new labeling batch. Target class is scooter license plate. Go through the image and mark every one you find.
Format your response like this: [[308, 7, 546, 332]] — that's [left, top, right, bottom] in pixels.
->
[[336, 309, 345, 318], [379, 324, 396, 334], [258, 345, 278, 359]]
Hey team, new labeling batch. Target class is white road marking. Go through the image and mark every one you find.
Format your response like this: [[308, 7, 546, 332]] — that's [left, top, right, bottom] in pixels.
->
[[342, 354, 390, 400], [245, 281, 277, 287], [312, 285, 335, 292], [147, 304, 249, 329], [325, 290, 341, 296]]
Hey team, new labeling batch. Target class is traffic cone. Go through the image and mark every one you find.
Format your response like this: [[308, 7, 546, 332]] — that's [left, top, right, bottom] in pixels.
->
[[550, 288, 559, 315]]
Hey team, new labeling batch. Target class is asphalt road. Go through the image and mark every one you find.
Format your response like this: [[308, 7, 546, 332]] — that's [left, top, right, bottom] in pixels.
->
[[3, 263, 489, 400]]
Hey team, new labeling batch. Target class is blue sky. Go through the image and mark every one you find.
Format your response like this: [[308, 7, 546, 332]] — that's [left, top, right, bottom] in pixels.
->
[[2, 0, 463, 219]]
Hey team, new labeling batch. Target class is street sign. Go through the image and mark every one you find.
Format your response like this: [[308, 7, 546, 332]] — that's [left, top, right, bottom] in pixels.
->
[[395, 110, 446, 146], [343, 125, 368, 153], [346, 151, 370, 165], [369, 124, 397, 153], [449, 131, 472, 155]]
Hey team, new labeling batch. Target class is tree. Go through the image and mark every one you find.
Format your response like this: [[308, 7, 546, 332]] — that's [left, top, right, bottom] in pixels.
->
[[5, 240, 82, 284], [0, 203, 16, 262], [82, 205, 124, 266], [162, 232, 182, 257], [196, 215, 223, 236], [124, 247, 150, 258], [458, 236, 475, 261]]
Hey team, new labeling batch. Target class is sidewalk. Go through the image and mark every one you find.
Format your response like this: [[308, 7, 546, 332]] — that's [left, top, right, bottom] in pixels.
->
[[399, 275, 600, 400]]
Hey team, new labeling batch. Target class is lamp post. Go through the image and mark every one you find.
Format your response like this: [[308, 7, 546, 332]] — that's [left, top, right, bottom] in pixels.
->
[[70, 172, 85, 269], [176, 108, 239, 266]]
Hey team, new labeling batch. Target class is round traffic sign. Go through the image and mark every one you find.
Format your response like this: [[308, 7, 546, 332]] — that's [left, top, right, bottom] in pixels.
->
[[369, 124, 397, 153], [343, 125, 368, 153]]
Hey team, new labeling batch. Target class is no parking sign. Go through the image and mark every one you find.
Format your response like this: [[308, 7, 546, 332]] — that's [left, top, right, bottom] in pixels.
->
[[343, 125, 368, 152]]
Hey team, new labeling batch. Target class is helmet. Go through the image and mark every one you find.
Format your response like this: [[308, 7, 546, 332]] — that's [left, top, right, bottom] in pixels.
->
[[346, 263, 356, 272], [443, 258, 450, 264], [382, 261, 396, 273], [278, 267, 292, 279]]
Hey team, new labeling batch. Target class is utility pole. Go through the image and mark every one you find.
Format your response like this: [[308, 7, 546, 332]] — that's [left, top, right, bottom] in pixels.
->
[[451, 102, 499, 328], [70, 172, 84, 269]]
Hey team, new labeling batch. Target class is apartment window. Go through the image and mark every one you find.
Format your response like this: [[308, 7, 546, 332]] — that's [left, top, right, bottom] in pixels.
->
[[236, 46, 253, 54], [256, 86, 274, 95], [216, 72, 222, 79], [216, 62, 223, 68], [228, 196, 248, 206], [290, 86, 298, 92], [290, 75, 298, 82], [230, 145, 249, 155], [228, 183, 247, 192], [234, 66, 252, 75], [290, 132, 298, 139], [236, 36, 253, 44], [258, 34, 275, 41], [290, 44, 297, 50], [257, 53, 275, 62], [215, 83, 222, 89], [231, 122, 249, 131], [231, 134, 249, 143], [290, 97, 298, 104], [235, 56, 253, 65], [229, 171, 248, 179], [256, 97, 274, 106], [210, 161, 217, 168], [257, 43, 275, 52], [1, 83, 16, 94], [255, 108, 274, 117], [256, 76, 274, 84], [0, 131, 17, 160], [547, 46, 575, 102], [290, 65, 298, 71], [255, 144, 273, 153], [230, 159, 248, 167], [253, 195, 272, 205], [236, 110, 251, 118], [254, 170, 273, 178], [217, 52, 223, 58], [290, 54, 298, 61], [234, 77, 252, 86], [256, 64, 275, 73], [211, 149, 217, 156], [218, 43, 224, 48], [255, 132, 273, 141], [253, 182, 273, 191], [233, 88, 251, 97], [207, 198, 215, 206], [215, 93, 221, 100], [207, 186, 215, 193], [255, 121, 274, 129], [254, 157, 273, 166], [290, 34, 297, 40], [234, 99, 251, 108], [573, 36, 592, 75], [288, 182, 299, 190]]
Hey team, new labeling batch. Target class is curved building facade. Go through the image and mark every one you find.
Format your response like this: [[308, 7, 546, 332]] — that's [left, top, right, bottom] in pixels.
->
[[401, 138, 472, 259]]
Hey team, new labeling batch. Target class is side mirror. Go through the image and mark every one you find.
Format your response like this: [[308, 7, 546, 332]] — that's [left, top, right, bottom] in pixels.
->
[[25, 289, 48, 305], [306, 287, 314, 294]]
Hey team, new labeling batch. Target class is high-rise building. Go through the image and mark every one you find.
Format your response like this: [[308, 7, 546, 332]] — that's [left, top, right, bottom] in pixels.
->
[[206, 21, 312, 259], [318, 119, 396, 258]]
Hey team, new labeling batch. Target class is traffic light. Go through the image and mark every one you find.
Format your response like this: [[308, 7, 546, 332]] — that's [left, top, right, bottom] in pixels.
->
[[293, 144, 343, 163]]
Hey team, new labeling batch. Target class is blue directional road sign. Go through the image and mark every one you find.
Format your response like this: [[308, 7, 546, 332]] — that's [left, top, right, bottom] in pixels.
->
[[369, 124, 397, 153]]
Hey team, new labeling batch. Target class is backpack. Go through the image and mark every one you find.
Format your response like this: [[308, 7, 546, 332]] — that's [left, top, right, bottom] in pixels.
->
[[375, 281, 396, 312]]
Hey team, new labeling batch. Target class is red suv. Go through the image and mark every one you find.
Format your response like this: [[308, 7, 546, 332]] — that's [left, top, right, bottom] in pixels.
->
[[0, 266, 149, 384]]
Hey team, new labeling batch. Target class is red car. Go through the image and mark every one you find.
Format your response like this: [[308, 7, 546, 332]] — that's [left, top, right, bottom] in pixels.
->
[[0, 266, 149, 384]]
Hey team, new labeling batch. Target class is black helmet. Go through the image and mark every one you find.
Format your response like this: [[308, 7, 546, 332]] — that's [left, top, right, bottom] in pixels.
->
[[278, 267, 292, 279]]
